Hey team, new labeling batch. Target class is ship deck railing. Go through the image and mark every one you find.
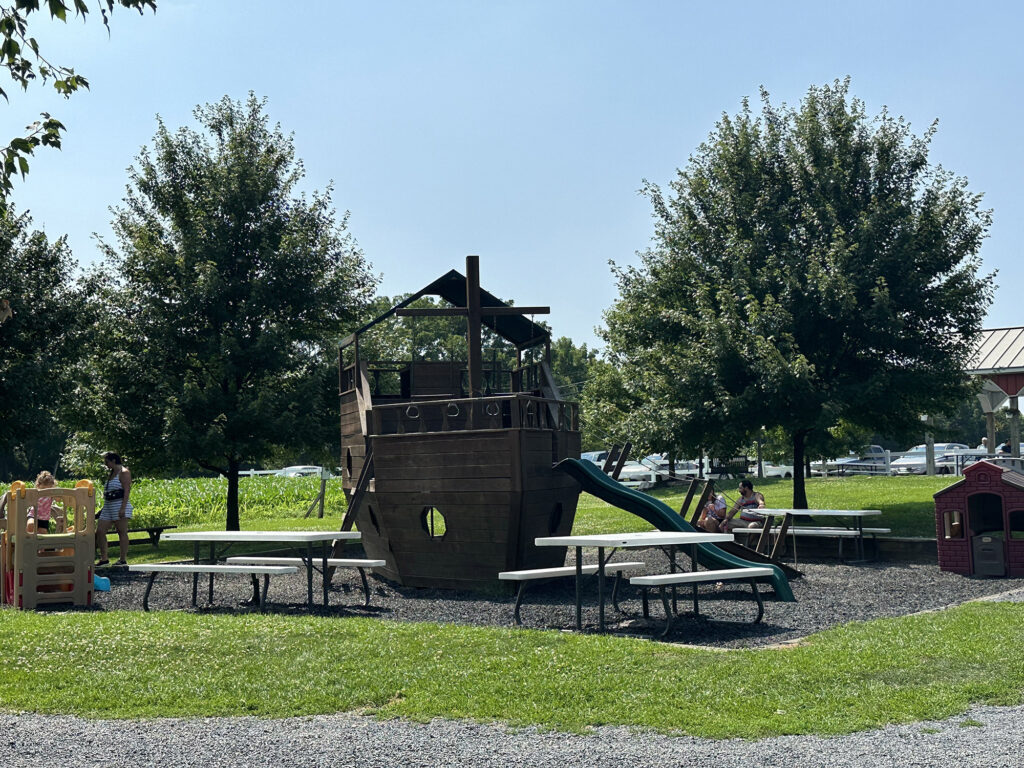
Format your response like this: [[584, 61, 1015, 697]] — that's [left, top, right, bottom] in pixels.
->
[[369, 393, 578, 436], [340, 360, 546, 399]]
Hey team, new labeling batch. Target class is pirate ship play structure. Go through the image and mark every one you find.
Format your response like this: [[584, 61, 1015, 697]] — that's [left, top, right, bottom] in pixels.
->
[[337, 256, 582, 590]]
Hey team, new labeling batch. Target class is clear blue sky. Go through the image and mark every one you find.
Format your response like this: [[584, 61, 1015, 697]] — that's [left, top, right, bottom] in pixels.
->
[[11, 0, 1023, 349]]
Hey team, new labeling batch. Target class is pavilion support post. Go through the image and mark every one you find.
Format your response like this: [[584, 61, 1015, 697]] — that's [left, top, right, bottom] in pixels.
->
[[1011, 396, 1021, 458]]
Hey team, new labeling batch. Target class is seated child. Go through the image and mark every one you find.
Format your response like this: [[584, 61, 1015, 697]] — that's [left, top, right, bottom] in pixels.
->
[[698, 493, 728, 532], [28, 470, 63, 533]]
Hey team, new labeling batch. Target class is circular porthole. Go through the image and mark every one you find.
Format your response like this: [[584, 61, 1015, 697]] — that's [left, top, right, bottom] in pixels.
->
[[420, 506, 447, 540]]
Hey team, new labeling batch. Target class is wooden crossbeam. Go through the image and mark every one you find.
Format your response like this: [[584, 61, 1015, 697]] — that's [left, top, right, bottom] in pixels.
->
[[395, 306, 550, 317]]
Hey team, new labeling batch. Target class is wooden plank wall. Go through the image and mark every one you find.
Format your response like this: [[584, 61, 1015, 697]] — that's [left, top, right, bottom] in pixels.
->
[[408, 362, 462, 398], [357, 427, 583, 589], [340, 391, 367, 491]]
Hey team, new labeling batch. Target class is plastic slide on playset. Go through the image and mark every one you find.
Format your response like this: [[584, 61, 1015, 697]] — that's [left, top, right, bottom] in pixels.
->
[[555, 458, 795, 602]]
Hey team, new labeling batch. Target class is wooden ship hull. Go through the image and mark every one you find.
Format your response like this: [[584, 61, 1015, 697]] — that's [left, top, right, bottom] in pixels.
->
[[338, 259, 583, 590], [341, 383, 581, 590]]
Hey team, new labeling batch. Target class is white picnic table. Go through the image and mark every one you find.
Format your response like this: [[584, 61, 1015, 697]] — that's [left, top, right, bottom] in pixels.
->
[[744, 508, 882, 561], [162, 530, 360, 609], [534, 531, 733, 631]]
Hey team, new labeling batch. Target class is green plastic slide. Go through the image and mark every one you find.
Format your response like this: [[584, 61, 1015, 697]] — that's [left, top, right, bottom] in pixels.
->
[[556, 458, 795, 602]]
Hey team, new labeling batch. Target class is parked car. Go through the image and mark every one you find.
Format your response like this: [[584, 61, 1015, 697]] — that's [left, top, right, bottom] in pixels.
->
[[276, 465, 327, 477], [581, 450, 609, 467], [834, 445, 890, 475], [811, 445, 889, 475], [891, 444, 969, 475], [751, 461, 794, 478], [615, 460, 658, 489]]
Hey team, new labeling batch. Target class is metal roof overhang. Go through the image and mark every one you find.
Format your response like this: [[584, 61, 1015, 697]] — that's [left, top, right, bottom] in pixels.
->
[[968, 327, 1024, 397]]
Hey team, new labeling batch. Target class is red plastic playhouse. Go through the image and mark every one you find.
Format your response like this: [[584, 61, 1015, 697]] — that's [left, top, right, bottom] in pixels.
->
[[934, 460, 1024, 577]]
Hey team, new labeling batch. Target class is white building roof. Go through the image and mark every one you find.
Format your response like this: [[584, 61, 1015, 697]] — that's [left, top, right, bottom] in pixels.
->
[[968, 327, 1024, 374]]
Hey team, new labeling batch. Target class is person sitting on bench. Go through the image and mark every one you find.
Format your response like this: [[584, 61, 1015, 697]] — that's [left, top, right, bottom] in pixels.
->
[[724, 480, 766, 531], [698, 493, 728, 532]]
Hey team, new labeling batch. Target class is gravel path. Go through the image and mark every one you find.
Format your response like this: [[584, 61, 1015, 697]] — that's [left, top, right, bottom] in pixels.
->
[[4, 555, 1022, 767], [2, 703, 1022, 768]]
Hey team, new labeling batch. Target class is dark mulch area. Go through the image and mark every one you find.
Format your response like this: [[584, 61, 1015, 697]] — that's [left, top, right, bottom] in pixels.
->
[[85, 548, 1024, 648]]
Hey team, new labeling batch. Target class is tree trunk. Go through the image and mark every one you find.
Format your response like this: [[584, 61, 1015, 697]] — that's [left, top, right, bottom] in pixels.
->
[[226, 456, 241, 531], [792, 430, 809, 509]]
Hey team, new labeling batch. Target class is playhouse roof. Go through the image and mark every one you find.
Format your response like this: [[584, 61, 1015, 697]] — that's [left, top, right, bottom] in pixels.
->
[[342, 269, 550, 351], [934, 460, 1024, 498], [968, 327, 1024, 374]]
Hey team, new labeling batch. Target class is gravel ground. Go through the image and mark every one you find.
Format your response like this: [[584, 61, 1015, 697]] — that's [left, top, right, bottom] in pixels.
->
[[4, 554, 1022, 767], [1, 703, 1022, 768]]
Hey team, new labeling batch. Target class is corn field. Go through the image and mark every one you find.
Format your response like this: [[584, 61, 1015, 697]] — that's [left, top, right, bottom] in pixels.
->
[[95, 476, 349, 528]]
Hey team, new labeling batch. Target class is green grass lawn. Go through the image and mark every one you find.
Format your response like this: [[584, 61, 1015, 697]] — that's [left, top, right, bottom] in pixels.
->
[[6, 471, 1007, 735], [0, 601, 1020, 736]]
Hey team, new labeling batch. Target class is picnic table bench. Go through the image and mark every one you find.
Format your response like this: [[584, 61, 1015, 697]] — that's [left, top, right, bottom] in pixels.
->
[[103, 524, 178, 548], [226, 556, 385, 606], [630, 566, 775, 637], [128, 563, 298, 611], [733, 513, 888, 562], [498, 561, 645, 626], [736, 509, 883, 562]]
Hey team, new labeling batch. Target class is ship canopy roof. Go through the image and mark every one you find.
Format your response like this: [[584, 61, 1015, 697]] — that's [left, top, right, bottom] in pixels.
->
[[341, 268, 551, 352]]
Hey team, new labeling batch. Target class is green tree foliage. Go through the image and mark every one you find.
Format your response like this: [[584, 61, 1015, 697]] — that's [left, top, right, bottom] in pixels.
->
[[77, 94, 377, 529], [0, 209, 83, 480], [0, 1, 157, 212], [549, 335, 597, 398], [602, 79, 993, 507], [579, 359, 638, 452]]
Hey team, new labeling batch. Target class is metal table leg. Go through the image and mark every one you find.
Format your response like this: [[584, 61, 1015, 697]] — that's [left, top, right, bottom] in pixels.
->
[[574, 546, 583, 631], [670, 547, 680, 614], [771, 514, 793, 560], [321, 541, 330, 607], [357, 567, 371, 606], [191, 542, 200, 607], [143, 571, 158, 611], [512, 582, 528, 626], [303, 542, 314, 609], [208, 542, 215, 604], [597, 546, 606, 632], [260, 574, 271, 611], [657, 586, 673, 638]]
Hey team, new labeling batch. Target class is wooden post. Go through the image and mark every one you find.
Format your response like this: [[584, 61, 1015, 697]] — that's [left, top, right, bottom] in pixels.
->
[[466, 255, 483, 398]]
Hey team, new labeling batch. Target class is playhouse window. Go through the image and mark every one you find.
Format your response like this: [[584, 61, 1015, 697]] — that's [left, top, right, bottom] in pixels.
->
[[1010, 510, 1024, 540], [943, 510, 964, 539]]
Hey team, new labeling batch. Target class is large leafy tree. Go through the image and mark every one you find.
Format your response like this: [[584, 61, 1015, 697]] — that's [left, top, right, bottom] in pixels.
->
[[0, 209, 83, 479], [79, 94, 377, 529], [0, 1, 157, 212], [603, 79, 993, 507]]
